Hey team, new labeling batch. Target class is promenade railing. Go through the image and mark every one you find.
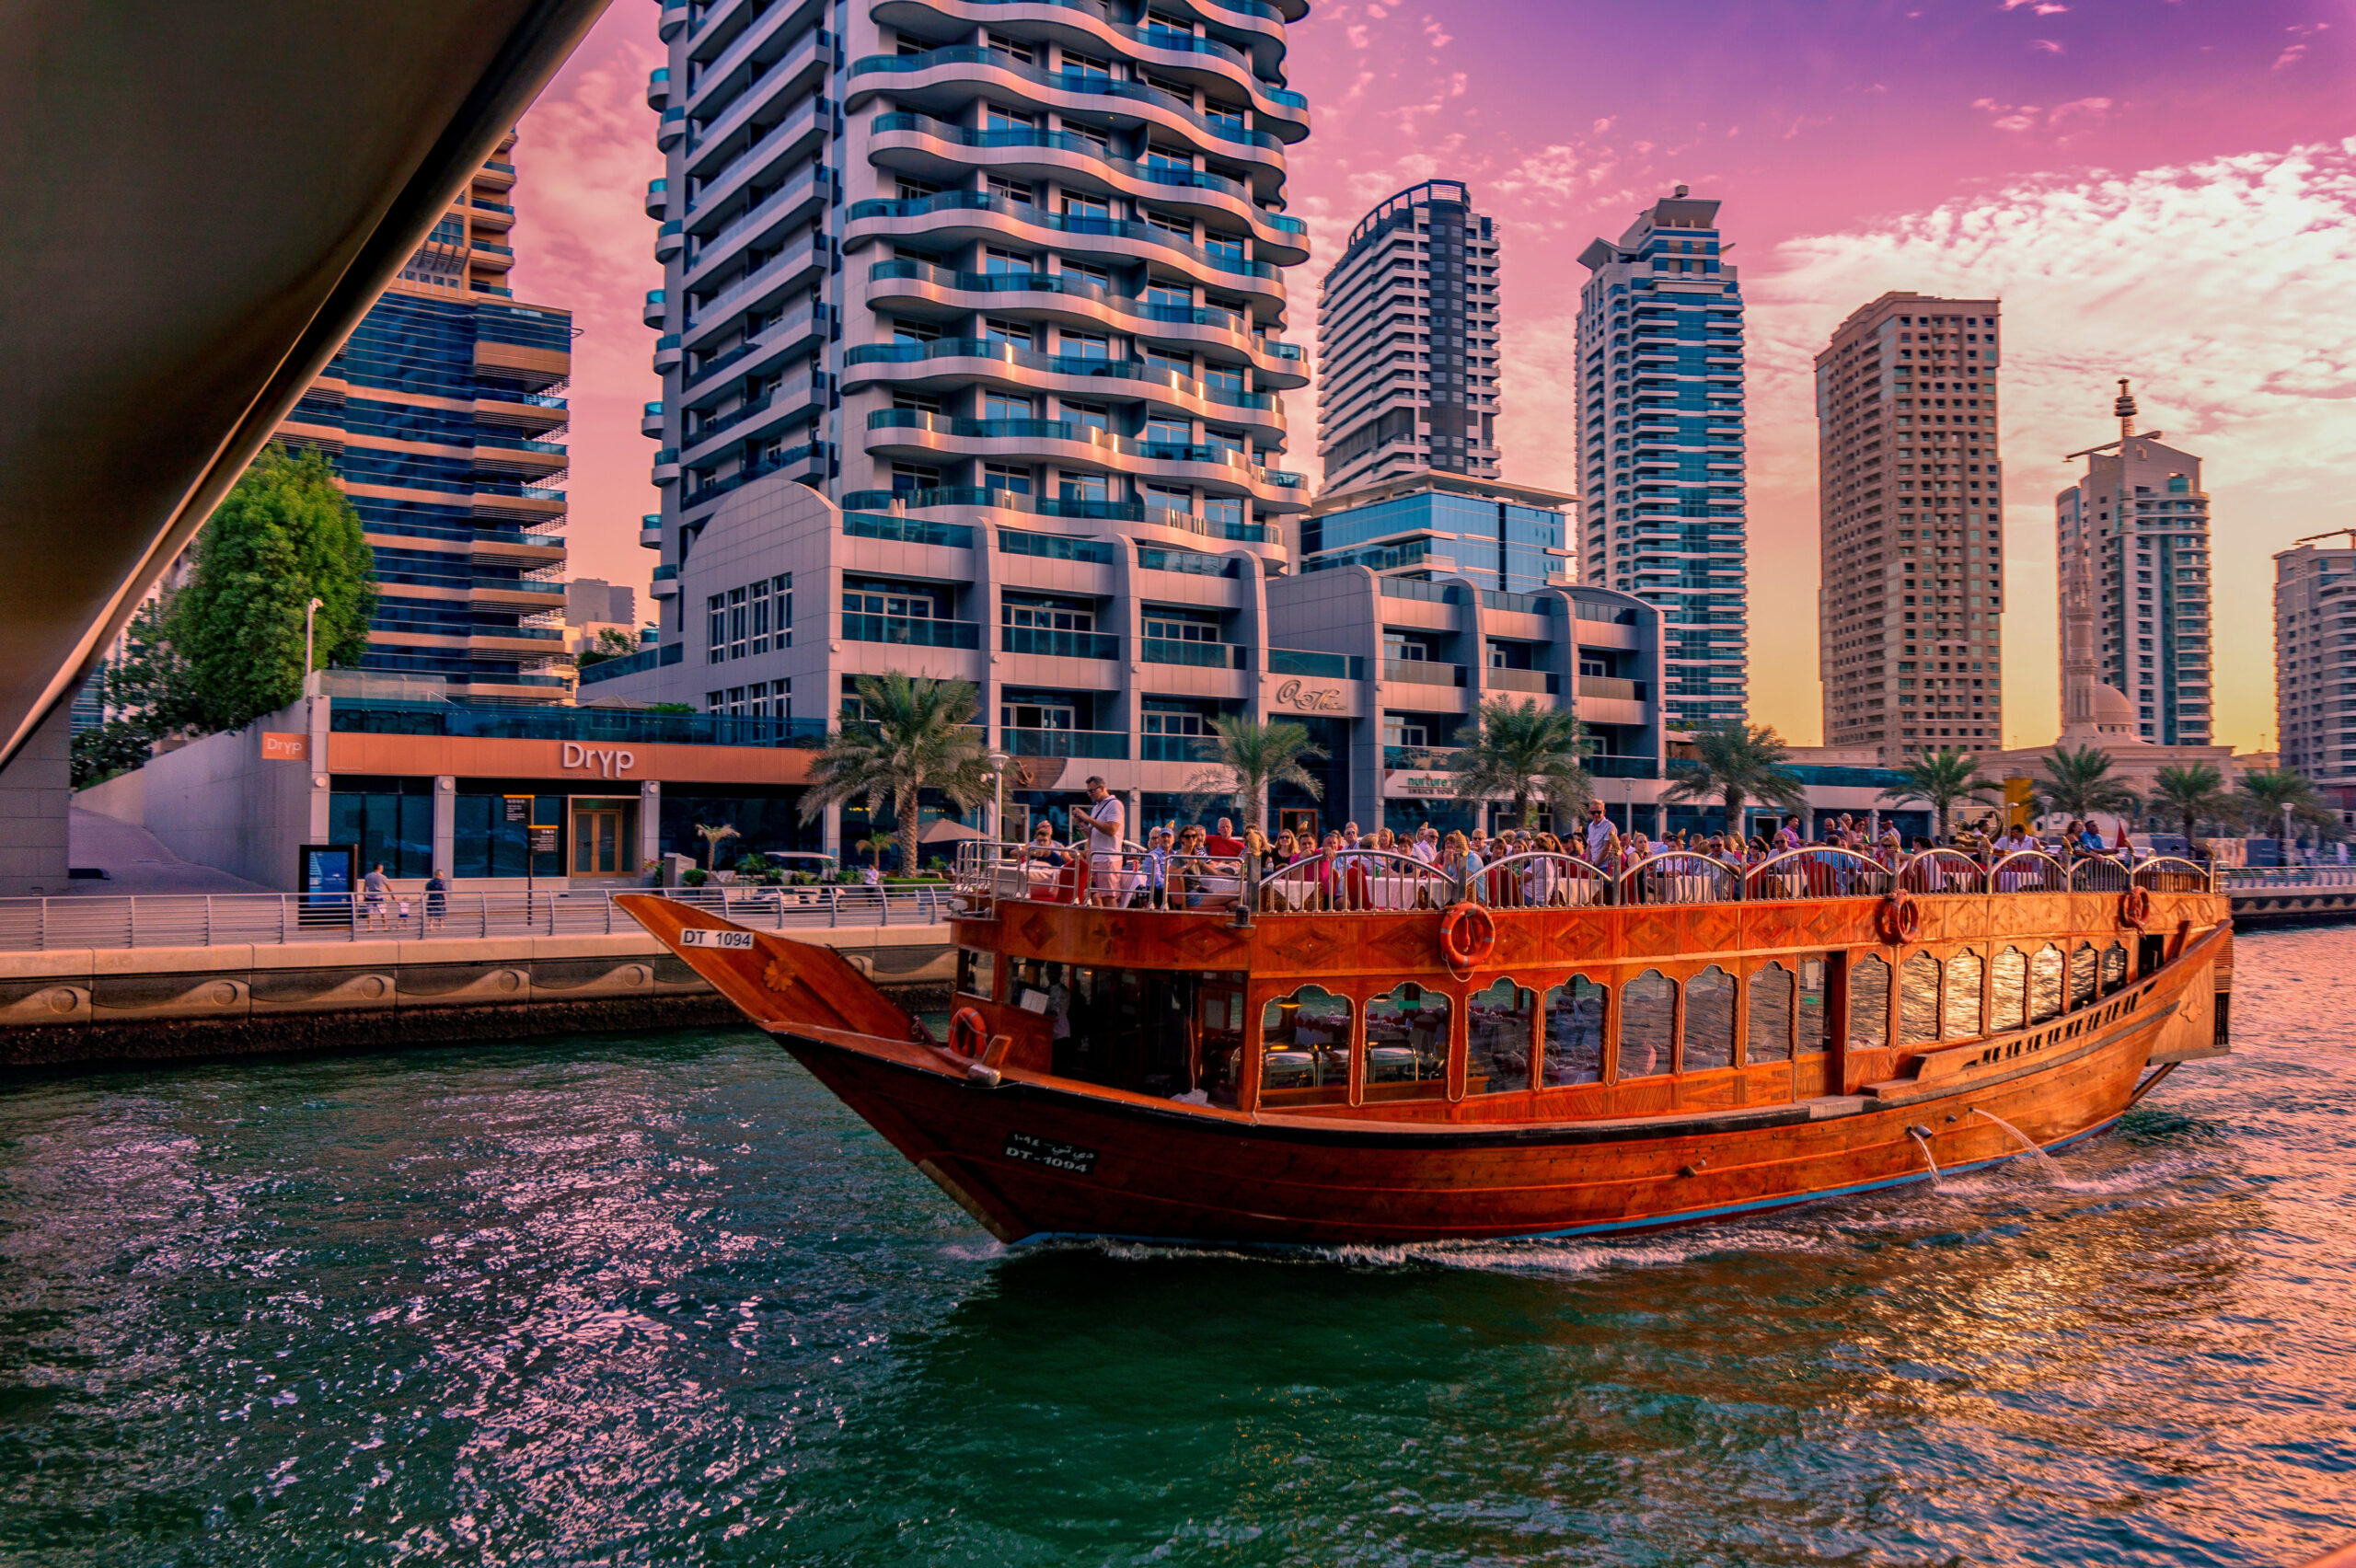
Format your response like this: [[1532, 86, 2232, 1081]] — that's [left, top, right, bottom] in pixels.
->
[[0, 885, 951, 953]]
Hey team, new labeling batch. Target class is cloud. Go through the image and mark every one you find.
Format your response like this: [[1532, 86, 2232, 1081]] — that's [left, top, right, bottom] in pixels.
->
[[1748, 139, 2356, 744], [1969, 96, 2112, 134], [2031, 37, 2064, 52]]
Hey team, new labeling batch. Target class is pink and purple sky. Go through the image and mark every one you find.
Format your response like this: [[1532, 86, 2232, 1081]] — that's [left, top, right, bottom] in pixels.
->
[[509, 0, 2356, 753]]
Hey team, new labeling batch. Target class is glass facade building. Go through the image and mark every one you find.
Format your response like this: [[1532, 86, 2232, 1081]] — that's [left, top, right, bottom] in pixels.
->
[[1315, 180, 1499, 492], [274, 132, 575, 702], [1299, 478, 1568, 594], [1575, 189, 1748, 727], [2275, 535, 2356, 805]]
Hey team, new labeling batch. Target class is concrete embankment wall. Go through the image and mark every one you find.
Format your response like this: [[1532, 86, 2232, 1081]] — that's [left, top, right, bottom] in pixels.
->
[[2229, 888, 2356, 929], [0, 927, 953, 1068]]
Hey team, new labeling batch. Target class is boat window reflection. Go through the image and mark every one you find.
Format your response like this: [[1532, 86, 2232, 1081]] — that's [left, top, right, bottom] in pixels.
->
[[1796, 956, 1831, 1055], [1748, 963, 1795, 1063], [1466, 979, 1536, 1096], [1992, 947, 2027, 1032], [2100, 943, 2128, 996], [1260, 986, 1352, 1105], [1542, 977, 1606, 1085], [1622, 970, 1675, 1078], [1365, 984, 1449, 1099], [955, 946, 996, 1001], [1945, 950, 1984, 1039], [2069, 943, 2098, 1009], [2030, 944, 2064, 1023], [1684, 966, 1735, 1071], [1850, 954, 1891, 1051], [1900, 951, 1941, 1046]]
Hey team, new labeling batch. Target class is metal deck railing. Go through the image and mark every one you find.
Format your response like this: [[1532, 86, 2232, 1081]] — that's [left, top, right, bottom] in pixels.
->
[[0, 885, 951, 953]]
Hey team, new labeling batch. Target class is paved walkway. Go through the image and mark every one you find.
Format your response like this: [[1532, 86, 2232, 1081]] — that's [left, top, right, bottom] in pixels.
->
[[61, 809, 274, 895]]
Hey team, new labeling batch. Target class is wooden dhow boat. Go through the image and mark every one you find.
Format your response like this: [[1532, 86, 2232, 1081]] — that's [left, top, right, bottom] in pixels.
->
[[617, 844, 2231, 1245]]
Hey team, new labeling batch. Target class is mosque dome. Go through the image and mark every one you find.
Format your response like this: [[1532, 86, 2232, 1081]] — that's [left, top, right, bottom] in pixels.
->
[[2091, 682, 2142, 737]]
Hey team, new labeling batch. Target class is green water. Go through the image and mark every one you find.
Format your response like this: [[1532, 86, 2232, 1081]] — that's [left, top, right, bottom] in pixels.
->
[[1, 928, 2351, 1565]]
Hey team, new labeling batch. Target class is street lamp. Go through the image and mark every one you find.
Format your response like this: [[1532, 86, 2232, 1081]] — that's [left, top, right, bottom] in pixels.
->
[[2284, 801, 2295, 870], [303, 595, 324, 693], [987, 748, 1011, 847]]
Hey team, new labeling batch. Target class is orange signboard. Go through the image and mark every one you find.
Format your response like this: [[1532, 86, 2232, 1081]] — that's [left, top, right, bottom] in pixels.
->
[[261, 732, 310, 762]]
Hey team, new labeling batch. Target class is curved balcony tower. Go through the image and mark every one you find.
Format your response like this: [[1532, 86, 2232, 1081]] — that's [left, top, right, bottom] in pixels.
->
[[643, 0, 1314, 569], [1315, 179, 1499, 496]]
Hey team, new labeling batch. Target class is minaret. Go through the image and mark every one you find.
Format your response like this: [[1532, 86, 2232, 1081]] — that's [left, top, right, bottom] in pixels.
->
[[2060, 381, 2134, 730]]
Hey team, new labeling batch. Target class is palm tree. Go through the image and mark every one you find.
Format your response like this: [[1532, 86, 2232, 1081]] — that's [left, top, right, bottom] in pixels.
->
[[1447, 698, 1593, 830], [693, 822, 738, 872], [1184, 715, 1325, 832], [1880, 746, 2000, 837], [1661, 720, 1808, 838], [2036, 744, 2139, 828], [2238, 768, 2332, 851], [799, 674, 989, 877], [2147, 762, 2238, 847]]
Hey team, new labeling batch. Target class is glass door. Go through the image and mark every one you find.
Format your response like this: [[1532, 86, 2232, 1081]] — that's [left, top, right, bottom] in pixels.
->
[[572, 808, 623, 877]]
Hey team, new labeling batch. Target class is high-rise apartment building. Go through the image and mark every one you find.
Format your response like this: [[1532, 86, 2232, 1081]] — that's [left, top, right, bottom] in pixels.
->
[[1814, 291, 2005, 761], [277, 131, 575, 702], [2274, 531, 2356, 808], [2055, 382, 2213, 746], [1574, 188, 1747, 727], [1314, 180, 1498, 492]]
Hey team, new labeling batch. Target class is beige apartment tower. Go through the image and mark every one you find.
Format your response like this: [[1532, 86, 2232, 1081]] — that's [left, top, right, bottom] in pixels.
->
[[1815, 292, 2004, 762]]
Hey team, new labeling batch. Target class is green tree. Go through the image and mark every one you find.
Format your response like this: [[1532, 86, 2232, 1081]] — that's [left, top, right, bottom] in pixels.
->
[[173, 444, 375, 732], [799, 674, 989, 876], [2036, 744, 2139, 825], [69, 597, 201, 788], [2237, 768, 2337, 847], [1446, 698, 1592, 830], [1184, 715, 1326, 832], [577, 627, 639, 667], [2148, 762, 2238, 845], [1880, 746, 2000, 837], [1661, 720, 1808, 837]]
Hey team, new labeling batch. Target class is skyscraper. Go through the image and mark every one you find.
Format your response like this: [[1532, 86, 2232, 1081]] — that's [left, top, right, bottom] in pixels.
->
[[1815, 292, 2005, 761], [1575, 188, 1747, 727], [1315, 180, 1498, 492], [277, 131, 575, 702], [2273, 530, 2355, 812], [2055, 382, 2214, 746], [609, 0, 1326, 847]]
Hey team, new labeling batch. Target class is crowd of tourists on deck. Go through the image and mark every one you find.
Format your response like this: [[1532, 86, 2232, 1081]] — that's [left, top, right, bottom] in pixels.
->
[[983, 773, 2165, 914]]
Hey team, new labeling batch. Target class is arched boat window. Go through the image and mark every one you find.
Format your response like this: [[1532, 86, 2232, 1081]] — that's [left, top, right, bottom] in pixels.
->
[[1992, 948, 2028, 1032], [1796, 956, 1831, 1056], [1365, 984, 1449, 1098], [2030, 944, 2065, 1023], [1945, 950, 1984, 1039], [1622, 970, 1675, 1079], [2069, 943, 2098, 1009], [1748, 963, 1796, 1063], [1260, 986, 1351, 1105], [1683, 967, 1735, 1071], [1542, 977, 1607, 1086], [1466, 979, 1537, 1096], [1900, 951, 1941, 1046], [2100, 943, 2128, 996], [1850, 954, 1891, 1051]]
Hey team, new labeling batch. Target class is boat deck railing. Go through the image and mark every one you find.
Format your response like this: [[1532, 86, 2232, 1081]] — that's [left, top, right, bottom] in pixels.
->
[[950, 842, 2215, 917]]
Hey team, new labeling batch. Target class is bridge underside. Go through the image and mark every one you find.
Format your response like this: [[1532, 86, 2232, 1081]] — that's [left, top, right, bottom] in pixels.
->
[[0, 0, 608, 770]]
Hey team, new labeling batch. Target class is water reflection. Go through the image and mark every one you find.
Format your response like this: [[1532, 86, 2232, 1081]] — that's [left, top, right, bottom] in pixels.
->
[[0, 929, 2349, 1566]]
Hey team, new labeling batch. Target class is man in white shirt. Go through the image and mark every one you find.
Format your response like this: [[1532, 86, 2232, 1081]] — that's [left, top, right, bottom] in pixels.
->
[[1583, 801, 1612, 865], [1078, 776, 1126, 905]]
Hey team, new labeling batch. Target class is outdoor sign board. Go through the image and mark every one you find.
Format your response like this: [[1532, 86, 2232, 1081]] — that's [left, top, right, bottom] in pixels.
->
[[260, 732, 309, 762]]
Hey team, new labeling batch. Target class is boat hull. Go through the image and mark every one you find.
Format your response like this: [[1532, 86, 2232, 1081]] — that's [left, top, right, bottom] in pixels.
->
[[773, 988, 2170, 1246]]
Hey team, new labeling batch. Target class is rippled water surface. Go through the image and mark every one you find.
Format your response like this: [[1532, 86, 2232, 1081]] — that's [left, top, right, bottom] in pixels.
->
[[2, 928, 2352, 1566]]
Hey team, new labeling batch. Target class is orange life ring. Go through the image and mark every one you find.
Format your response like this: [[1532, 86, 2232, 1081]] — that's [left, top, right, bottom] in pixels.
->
[[2119, 887, 2154, 930], [1877, 893, 1922, 945], [948, 1006, 989, 1060], [1439, 902, 1497, 970]]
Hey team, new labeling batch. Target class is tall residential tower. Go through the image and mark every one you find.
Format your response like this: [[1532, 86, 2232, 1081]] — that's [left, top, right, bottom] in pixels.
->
[[2274, 530, 2355, 816], [1314, 179, 1498, 492], [1575, 188, 1747, 727], [2055, 382, 2214, 746], [276, 130, 575, 703], [1815, 292, 2005, 760]]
